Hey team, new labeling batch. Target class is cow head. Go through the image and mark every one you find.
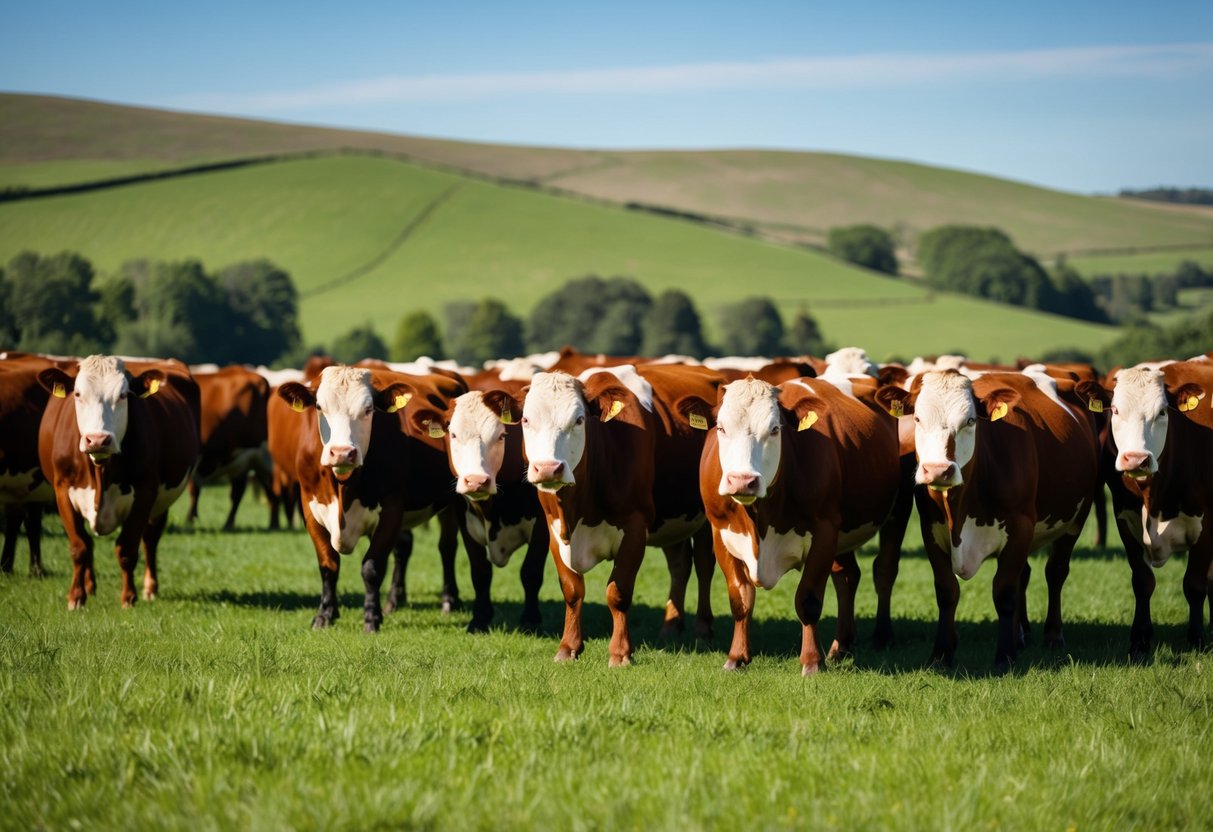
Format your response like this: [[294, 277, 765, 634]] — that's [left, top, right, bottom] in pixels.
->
[[278, 366, 412, 481], [876, 370, 1019, 490], [38, 355, 166, 462], [713, 377, 788, 504], [1104, 367, 1205, 480], [444, 389, 520, 500], [521, 372, 632, 493]]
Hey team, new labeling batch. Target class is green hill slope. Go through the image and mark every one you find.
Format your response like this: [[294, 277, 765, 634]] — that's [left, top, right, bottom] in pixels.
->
[[0, 153, 1116, 361]]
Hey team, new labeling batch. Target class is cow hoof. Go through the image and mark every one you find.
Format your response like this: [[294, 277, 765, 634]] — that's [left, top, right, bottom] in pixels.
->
[[801, 662, 823, 677], [871, 631, 894, 651], [929, 656, 954, 672], [382, 600, 397, 615], [827, 641, 852, 662], [363, 621, 380, 633], [67, 598, 84, 611], [722, 658, 749, 671], [143, 590, 157, 602], [609, 654, 633, 668], [30, 566, 45, 579], [1045, 633, 1066, 650], [994, 658, 1015, 677], [122, 600, 135, 609], [518, 614, 541, 633], [441, 596, 463, 614], [553, 647, 580, 662], [466, 620, 491, 634], [659, 621, 684, 640], [312, 614, 334, 629]]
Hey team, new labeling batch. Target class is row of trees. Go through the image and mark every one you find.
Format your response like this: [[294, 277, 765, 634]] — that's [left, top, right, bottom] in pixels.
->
[[0, 251, 301, 365], [1086, 260, 1213, 324]]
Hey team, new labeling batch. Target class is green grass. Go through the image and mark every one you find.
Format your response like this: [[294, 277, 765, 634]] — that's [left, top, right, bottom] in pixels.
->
[[0, 154, 1120, 361], [2, 487, 1210, 830], [1066, 246, 1213, 278]]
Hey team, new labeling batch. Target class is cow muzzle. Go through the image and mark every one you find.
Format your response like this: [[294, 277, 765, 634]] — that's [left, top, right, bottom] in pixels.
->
[[81, 432, 116, 460], [1116, 451, 1154, 480], [528, 460, 568, 491], [459, 473, 495, 500], [723, 471, 762, 505], [325, 445, 360, 478], [918, 461, 961, 491]]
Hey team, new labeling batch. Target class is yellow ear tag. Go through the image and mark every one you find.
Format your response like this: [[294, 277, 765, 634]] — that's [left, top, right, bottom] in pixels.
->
[[1179, 395, 1199, 413], [500, 408, 513, 425], [52, 383, 66, 399], [689, 413, 708, 430], [889, 400, 904, 418], [140, 378, 161, 399], [291, 399, 304, 413], [604, 400, 624, 421], [990, 402, 1008, 422], [798, 411, 818, 432], [427, 421, 446, 439], [386, 392, 412, 414], [1088, 399, 1103, 414]]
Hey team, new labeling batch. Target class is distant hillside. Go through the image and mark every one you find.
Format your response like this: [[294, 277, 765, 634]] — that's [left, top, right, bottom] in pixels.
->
[[4, 93, 1213, 265]]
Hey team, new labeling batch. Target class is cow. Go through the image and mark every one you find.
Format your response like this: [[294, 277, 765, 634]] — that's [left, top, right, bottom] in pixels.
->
[[276, 366, 467, 630], [37, 355, 200, 609], [875, 369, 1101, 671], [520, 365, 723, 666], [264, 357, 333, 530], [186, 365, 273, 530], [1092, 361, 1212, 658], [0, 356, 56, 576], [698, 376, 901, 674]]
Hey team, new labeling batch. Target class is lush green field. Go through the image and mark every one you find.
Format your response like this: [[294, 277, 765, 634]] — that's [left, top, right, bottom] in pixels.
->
[[0, 154, 1119, 361], [1066, 246, 1213, 279], [2, 487, 1209, 830]]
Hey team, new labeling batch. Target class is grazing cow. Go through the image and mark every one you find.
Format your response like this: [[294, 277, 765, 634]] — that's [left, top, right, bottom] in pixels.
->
[[264, 358, 332, 530], [1092, 362, 1212, 657], [37, 355, 200, 609], [699, 376, 901, 674], [276, 366, 467, 630], [521, 365, 723, 665], [875, 369, 1101, 670], [186, 365, 273, 530], [0, 356, 56, 576]]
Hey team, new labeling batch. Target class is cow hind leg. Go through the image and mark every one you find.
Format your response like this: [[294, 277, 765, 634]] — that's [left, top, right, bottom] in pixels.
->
[[384, 530, 412, 614], [437, 508, 462, 613], [1043, 535, 1079, 649], [462, 517, 495, 634], [796, 530, 840, 676], [828, 550, 861, 662], [991, 527, 1033, 673], [223, 474, 249, 532], [1183, 537, 1212, 651], [690, 524, 715, 641], [185, 478, 201, 524], [517, 521, 548, 632], [659, 541, 692, 638], [141, 512, 169, 601], [1018, 561, 1032, 648], [872, 455, 914, 649], [27, 504, 45, 578], [360, 548, 392, 632], [1, 507, 18, 573], [114, 524, 146, 609]]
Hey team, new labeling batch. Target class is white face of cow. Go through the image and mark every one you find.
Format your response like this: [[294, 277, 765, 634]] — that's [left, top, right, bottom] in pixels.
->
[[1109, 367, 1169, 478], [448, 392, 508, 499], [72, 355, 132, 459], [314, 367, 376, 474], [912, 372, 978, 490], [522, 373, 587, 492], [715, 378, 783, 504]]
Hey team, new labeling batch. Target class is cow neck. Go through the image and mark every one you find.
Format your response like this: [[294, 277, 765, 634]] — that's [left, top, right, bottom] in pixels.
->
[[330, 467, 364, 528], [929, 455, 978, 544]]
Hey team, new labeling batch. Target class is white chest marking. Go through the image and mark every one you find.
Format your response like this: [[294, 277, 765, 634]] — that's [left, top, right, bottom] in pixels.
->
[[1142, 511, 1203, 567], [69, 483, 136, 537], [933, 517, 1008, 581], [550, 518, 625, 574], [0, 470, 52, 503], [720, 526, 813, 590], [647, 514, 705, 548], [465, 506, 535, 567], [152, 470, 192, 518], [309, 496, 381, 555]]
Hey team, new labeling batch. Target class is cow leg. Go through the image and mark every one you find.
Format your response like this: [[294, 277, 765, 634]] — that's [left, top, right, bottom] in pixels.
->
[[1, 506, 18, 573], [58, 497, 95, 610], [1182, 534, 1212, 650], [872, 454, 914, 649], [991, 521, 1033, 673], [185, 478, 201, 524], [797, 528, 840, 676], [919, 499, 960, 668], [223, 474, 249, 532], [252, 456, 275, 531], [551, 548, 586, 662], [26, 504, 45, 578], [659, 541, 692, 638], [141, 512, 168, 601], [304, 515, 342, 627], [1043, 534, 1079, 649], [461, 514, 496, 633], [361, 516, 403, 633], [1115, 511, 1155, 660], [517, 521, 548, 632], [604, 517, 647, 667], [384, 530, 412, 614], [1093, 485, 1108, 549], [714, 528, 755, 670], [1018, 561, 1032, 647], [828, 550, 860, 661], [114, 520, 148, 609], [690, 524, 715, 641], [437, 507, 462, 613]]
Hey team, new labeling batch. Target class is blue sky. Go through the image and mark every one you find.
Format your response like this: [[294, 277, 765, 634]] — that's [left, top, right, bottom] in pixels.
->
[[3, 0, 1212, 193]]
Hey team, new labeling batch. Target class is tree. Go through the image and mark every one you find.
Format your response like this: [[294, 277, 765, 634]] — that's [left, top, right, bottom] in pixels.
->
[[827, 225, 899, 274], [641, 289, 708, 358], [717, 297, 784, 356], [1048, 263, 1109, 323], [455, 298, 526, 366], [783, 309, 830, 356], [1098, 307, 1213, 370], [526, 276, 653, 354], [4, 250, 109, 354], [0, 266, 14, 346], [329, 324, 388, 364], [111, 259, 226, 363], [214, 260, 302, 366], [392, 310, 444, 362]]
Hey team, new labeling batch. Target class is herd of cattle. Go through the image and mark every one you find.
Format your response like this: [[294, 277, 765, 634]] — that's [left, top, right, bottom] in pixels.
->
[[1, 346, 1210, 674]]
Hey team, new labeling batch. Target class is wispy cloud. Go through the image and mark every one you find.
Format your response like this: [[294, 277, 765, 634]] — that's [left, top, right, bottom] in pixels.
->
[[178, 42, 1213, 112]]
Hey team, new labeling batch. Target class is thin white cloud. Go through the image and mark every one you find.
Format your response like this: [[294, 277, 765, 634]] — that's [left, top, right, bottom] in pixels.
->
[[179, 42, 1213, 112]]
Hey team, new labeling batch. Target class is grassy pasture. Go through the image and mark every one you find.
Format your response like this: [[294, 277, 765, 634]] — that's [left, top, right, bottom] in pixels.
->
[[0, 154, 1119, 361], [2, 487, 1210, 831]]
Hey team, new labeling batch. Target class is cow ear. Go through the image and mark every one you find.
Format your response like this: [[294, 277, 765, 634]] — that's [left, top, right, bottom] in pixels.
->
[[1075, 380, 1111, 414], [38, 367, 75, 399], [278, 381, 316, 413], [673, 394, 715, 430], [588, 385, 633, 423], [875, 384, 914, 418], [783, 393, 827, 432], [481, 389, 522, 425], [878, 365, 909, 387], [374, 382, 414, 414], [408, 407, 447, 438], [131, 369, 167, 399], [1171, 382, 1206, 414], [977, 388, 1020, 422]]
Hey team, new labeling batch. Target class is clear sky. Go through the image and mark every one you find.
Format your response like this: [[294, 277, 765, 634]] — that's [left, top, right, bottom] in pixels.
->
[[3, 0, 1212, 193]]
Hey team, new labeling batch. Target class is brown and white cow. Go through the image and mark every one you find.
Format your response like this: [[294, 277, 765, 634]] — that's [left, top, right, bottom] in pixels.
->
[[1092, 361, 1212, 657], [0, 355, 58, 576], [186, 365, 273, 530], [699, 376, 901, 674], [521, 365, 723, 665], [277, 366, 467, 630], [876, 369, 1101, 670], [37, 355, 201, 609]]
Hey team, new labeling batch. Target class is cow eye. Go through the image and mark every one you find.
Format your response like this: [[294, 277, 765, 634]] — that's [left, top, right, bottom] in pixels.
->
[[913, 415, 920, 424], [575, 415, 585, 426], [1157, 409, 1167, 419], [364, 406, 373, 416], [770, 425, 781, 435], [717, 425, 727, 437], [966, 417, 976, 427]]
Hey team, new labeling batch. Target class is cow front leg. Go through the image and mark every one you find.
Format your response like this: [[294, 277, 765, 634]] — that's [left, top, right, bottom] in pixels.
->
[[114, 522, 146, 609], [872, 455, 914, 649], [437, 507, 462, 612], [1, 506, 18, 573], [185, 478, 201, 524], [517, 521, 548, 632], [384, 530, 412, 614], [461, 514, 496, 633], [798, 528, 839, 675], [714, 529, 754, 670], [360, 550, 390, 632], [659, 540, 692, 638], [828, 550, 860, 661], [605, 519, 647, 667], [991, 521, 1033, 673], [919, 499, 960, 668], [223, 473, 249, 531], [690, 524, 715, 640], [1183, 535, 1212, 650], [552, 550, 585, 662], [57, 494, 94, 610], [305, 516, 342, 627], [1044, 533, 1080, 649], [1116, 512, 1155, 659], [26, 503, 45, 578], [141, 512, 169, 600]]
